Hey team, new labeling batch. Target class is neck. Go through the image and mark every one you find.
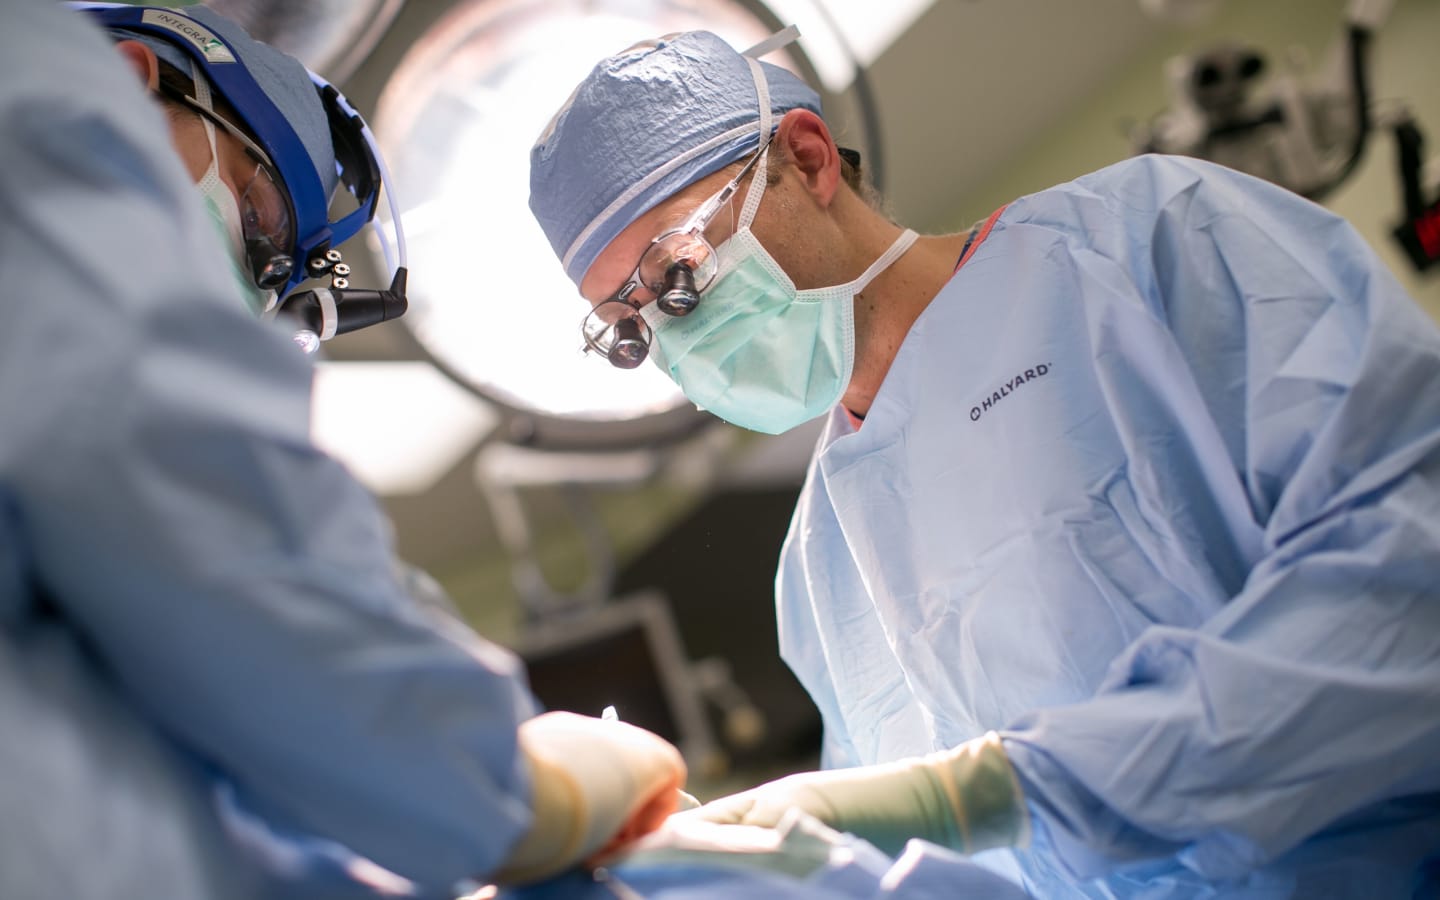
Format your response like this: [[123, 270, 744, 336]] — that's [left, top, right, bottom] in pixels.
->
[[842, 230, 970, 418]]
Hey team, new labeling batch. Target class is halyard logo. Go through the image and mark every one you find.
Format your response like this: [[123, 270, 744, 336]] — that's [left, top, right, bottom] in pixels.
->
[[970, 363, 1052, 422], [141, 9, 237, 64]]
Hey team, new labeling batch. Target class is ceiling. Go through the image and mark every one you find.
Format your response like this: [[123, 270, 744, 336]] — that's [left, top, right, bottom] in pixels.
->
[[850, 0, 1168, 231]]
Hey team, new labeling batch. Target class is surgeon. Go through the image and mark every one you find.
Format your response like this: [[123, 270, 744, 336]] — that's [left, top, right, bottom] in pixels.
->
[[0, 3, 686, 898], [528, 27, 1440, 898]]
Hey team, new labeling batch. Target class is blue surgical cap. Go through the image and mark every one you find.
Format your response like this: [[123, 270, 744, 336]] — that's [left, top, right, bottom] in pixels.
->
[[112, 5, 337, 199], [529, 30, 823, 287]]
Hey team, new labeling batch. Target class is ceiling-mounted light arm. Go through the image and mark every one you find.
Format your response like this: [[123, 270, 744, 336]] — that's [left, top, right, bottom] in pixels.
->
[[1389, 112, 1440, 274], [1310, 0, 1392, 196], [1311, 18, 1375, 200]]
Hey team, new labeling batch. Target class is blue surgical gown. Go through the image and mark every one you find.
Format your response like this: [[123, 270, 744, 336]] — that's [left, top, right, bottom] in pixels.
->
[[0, 3, 538, 897], [776, 154, 1440, 897]]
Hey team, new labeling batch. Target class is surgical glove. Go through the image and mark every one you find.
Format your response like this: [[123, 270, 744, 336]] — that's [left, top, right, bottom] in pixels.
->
[[677, 732, 1026, 857], [675, 789, 702, 812], [493, 711, 686, 884]]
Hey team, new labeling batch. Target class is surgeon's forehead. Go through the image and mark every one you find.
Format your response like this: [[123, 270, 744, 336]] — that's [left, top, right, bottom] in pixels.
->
[[579, 201, 676, 301], [579, 170, 731, 300]]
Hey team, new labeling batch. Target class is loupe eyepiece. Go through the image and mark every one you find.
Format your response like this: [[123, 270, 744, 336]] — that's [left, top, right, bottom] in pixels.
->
[[657, 262, 700, 316], [608, 317, 649, 369], [248, 241, 294, 290]]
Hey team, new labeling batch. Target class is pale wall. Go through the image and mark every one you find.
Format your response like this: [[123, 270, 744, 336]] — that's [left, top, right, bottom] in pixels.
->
[[935, 0, 1440, 323]]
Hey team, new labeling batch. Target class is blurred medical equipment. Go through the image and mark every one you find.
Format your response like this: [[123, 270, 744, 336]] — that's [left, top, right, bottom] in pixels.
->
[[76, 3, 410, 349], [1133, 0, 1440, 276], [1390, 113, 1440, 273], [1131, 0, 1394, 202], [474, 439, 768, 778]]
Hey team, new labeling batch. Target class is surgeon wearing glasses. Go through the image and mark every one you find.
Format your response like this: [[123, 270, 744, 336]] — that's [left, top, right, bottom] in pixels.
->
[[531, 28, 1440, 899], [157, 70, 295, 299], [2, 5, 690, 899], [580, 140, 765, 367], [116, 40, 295, 311]]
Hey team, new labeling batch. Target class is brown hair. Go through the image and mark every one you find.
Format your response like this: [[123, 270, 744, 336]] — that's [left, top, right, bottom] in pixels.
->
[[763, 142, 884, 211]]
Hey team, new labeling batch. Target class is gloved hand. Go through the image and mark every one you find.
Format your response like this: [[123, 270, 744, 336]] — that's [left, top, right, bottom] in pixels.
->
[[674, 789, 702, 812], [493, 711, 686, 884], [675, 732, 1026, 857]]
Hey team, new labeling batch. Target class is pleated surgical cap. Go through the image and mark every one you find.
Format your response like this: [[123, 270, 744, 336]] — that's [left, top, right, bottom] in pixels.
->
[[110, 5, 338, 199], [529, 29, 822, 287]]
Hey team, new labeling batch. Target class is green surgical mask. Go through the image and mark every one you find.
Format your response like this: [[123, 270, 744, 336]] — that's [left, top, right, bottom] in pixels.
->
[[642, 178, 916, 434]]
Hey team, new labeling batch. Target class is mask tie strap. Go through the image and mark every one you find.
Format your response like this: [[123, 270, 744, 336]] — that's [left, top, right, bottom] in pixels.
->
[[190, 58, 214, 112], [741, 24, 800, 60], [736, 26, 800, 228], [189, 60, 224, 185], [738, 57, 771, 228], [843, 229, 920, 295]]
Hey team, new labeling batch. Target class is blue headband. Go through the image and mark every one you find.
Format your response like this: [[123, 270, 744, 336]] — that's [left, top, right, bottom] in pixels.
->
[[75, 3, 386, 295]]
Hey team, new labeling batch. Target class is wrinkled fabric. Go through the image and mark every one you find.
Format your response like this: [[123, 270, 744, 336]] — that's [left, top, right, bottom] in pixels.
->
[[0, 4, 537, 897], [529, 29, 821, 286], [777, 154, 1440, 897], [501, 811, 1031, 899]]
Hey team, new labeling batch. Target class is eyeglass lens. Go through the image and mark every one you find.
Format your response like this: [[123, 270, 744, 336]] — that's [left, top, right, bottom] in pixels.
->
[[238, 162, 296, 289], [635, 231, 717, 298], [239, 163, 291, 250], [581, 298, 652, 367]]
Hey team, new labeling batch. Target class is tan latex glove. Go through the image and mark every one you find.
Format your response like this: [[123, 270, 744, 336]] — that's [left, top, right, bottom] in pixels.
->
[[675, 732, 1027, 857], [493, 711, 686, 884]]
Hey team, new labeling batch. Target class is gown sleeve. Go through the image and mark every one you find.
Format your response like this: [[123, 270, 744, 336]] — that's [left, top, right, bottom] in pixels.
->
[[0, 3, 537, 892], [999, 155, 1440, 881]]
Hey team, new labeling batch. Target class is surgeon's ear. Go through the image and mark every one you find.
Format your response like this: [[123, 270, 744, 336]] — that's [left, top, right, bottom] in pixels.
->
[[775, 108, 842, 208], [114, 40, 161, 92]]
